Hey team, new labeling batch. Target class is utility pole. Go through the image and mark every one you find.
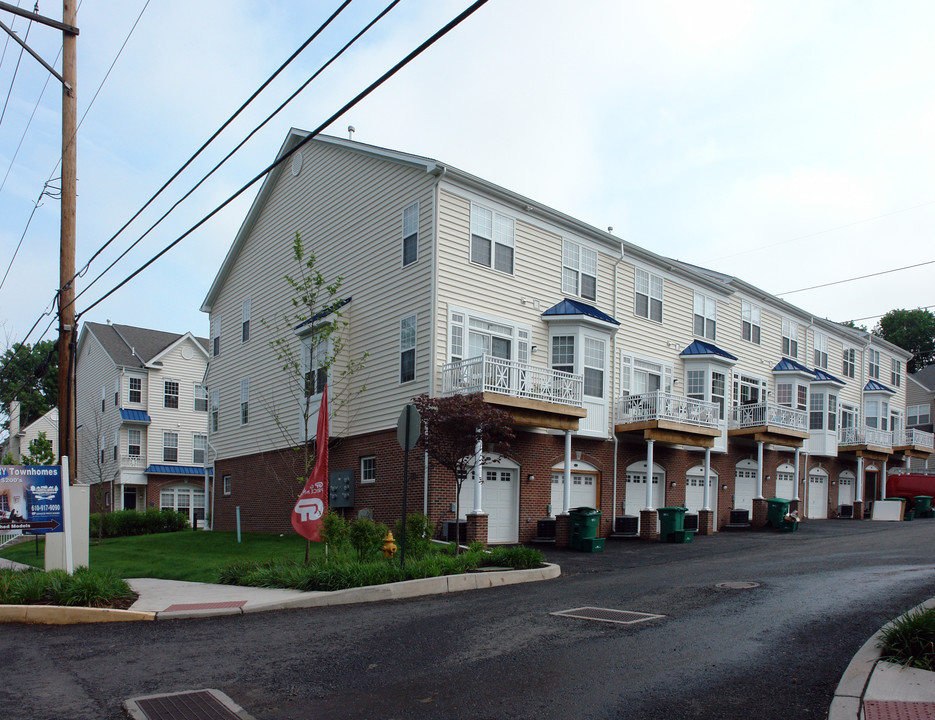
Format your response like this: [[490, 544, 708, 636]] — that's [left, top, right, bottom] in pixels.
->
[[0, 1, 80, 483]]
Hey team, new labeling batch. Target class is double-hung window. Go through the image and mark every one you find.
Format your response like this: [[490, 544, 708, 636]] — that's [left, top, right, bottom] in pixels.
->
[[842, 347, 856, 378], [129, 376, 142, 404], [470, 204, 514, 274], [304, 341, 328, 397], [782, 319, 799, 359], [210, 389, 219, 432], [908, 404, 931, 426], [240, 378, 249, 425], [891, 359, 902, 387], [193, 434, 207, 464], [242, 299, 251, 343], [402, 202, 418, 267], [361, 456, 376, 484], [194, 383, 208, 412], [211, 317, 220, 357], [868, 349, 880, 380], [742, 300, 761, 344], [562, 240, 597, 301], [634, 268, 663, 322], [400, 315, 416, 383], [693, 294, 716, 340], [164, 380, 179, 409], [583, 338, 605, 398], [551, 336, 575, 375], [813, 332, 828, 369], [163, 431, 178, 463], [128, 429, 141, 458]]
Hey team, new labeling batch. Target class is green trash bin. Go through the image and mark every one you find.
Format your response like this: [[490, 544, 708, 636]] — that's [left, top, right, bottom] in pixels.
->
[[914, 496, 933, 519], [657, 506, 687, 542], [765, 498, 791, 529], [569, 507, 603, 551]]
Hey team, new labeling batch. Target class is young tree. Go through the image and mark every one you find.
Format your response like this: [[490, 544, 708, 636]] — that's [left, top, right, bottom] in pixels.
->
[[260, 232, 368, 495], [22, 431, 56, 465], [80, 406, 112, 543], [874, 308, 935, 373], [0, 339, 59, 434], [413, 393, 514, 548]]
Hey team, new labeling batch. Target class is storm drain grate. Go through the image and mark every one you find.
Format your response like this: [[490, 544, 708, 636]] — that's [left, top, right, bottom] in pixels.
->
[[716, 581, 760, 590], [125, 689, 254, 720], [864, 701, 935, 720], [551, 606, 665, 625]]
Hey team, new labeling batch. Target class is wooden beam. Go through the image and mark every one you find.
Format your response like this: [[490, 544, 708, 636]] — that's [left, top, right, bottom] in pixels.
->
[[481, 392, 587, 417], [643, 428, 715, 448]]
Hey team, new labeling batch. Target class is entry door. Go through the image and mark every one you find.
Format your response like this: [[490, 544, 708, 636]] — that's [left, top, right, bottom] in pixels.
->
[[459, 468, 518, 543], [808, 475, 828, 518], [734, 469, 756, 511], [551, 472, 598, 513]]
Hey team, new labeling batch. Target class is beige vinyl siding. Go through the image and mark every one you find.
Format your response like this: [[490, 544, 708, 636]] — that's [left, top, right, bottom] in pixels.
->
[[75, 331, 121, 485], [207, 142, 435, 460], [145, 339, 208, 467]]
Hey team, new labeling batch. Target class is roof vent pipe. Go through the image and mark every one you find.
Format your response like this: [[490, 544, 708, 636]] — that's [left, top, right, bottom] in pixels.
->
[[348, 125, 355, 140]]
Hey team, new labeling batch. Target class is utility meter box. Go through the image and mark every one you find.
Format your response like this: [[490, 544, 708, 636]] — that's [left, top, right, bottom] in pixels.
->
[[328, 470, 354, 508]]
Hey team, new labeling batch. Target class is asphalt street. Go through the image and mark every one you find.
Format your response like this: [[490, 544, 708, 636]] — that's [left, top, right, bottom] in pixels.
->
[[3, 519, 934, 720]]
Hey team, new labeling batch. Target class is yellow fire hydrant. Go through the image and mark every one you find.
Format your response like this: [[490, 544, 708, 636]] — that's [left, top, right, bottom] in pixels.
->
[[382, 531, 397, 558]]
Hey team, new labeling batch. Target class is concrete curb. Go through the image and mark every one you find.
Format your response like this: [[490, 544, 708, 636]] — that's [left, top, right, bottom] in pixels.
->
[[0, 604, 156, 624], [155, 562, 561, 620], [828, 597, 935, 720]]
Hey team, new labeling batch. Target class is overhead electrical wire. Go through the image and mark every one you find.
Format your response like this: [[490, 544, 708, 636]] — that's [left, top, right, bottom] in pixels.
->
[[73, 0, 354, 284], [74, 0, 402, 306], [74, 0, 490, 320], [0, 4, 31, 128], [843, 304, 935, 325], [776, 259, 935, 297]]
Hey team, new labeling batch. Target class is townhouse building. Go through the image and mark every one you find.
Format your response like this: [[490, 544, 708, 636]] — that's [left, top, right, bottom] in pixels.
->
[[75, 322, 210, 525], [3, 401, 59, 463], [906, 366, 935, 471], [201, 130, 932, 543]]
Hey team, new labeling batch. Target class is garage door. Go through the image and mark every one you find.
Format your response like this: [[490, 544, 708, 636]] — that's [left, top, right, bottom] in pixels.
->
[[684, 466, 717, 528], [838, 472, 855, 507], [807, 472, 828, 519], [459, 468, 518, 543], [775, 464, 795, 499], [734, 466, 757, 511], [551, 472, 599, 514]]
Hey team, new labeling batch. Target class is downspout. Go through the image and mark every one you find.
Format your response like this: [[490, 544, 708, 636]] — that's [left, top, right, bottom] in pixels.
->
[[206, 439, 217, 531], [426, 164, 446, 514], [611, 246, 625, 522]]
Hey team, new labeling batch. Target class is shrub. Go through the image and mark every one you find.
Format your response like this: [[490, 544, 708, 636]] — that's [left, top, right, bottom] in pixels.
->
[[394, 513, 435, 559], [0, 567, 134, 607], [348, 517, 388, 561], [89, 508, 190, 538], [322, 511, 349, 553]]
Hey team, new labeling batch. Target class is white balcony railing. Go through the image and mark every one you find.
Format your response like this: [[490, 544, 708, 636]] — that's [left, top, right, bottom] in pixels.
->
[[839, 426, 893, 449], [121, 454, 146, 468], [441, 355, 583, 408], [615, 391, 720, 429], [893, 428, 935, 450], [729, 402, 808, 433]]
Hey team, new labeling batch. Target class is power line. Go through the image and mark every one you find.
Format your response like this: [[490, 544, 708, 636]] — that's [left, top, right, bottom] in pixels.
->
[[843, 304, 935, 325], [73, 0, 354, 285], [0, 177, 59, 294], [0, 5, 31, 128], [776, 259, 935, 297], [75, 0, 490, 320], [74, 0, 401, 306], [712, 198, 935, 262]]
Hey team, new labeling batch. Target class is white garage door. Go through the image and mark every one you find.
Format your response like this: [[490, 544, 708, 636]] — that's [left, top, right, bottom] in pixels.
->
[[459, 468, 518, 543], [838, 472, 855, 507], [684, 466, 717, 529], [551, 472, 598, 514], [775, 464, 795, 500], [734, 465, 757, 511], [807, 472, 828, 519]]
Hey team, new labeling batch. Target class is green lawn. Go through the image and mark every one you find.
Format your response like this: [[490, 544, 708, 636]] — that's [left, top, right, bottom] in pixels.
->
[[0, 531, 322, 583]]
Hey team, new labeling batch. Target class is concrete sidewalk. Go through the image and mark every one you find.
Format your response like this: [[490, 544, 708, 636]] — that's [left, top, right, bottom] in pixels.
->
[[828, 598, 935, 720]]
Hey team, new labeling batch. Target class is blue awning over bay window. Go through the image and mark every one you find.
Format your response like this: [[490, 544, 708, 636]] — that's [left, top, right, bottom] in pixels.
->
[[679, 339, 737, 361], [864, 379, 896, 394], [812, 368, 846, 385], [772, 357, 812, 373], [119, 409, 151, 423], [541, 298, 620, 326], [145, 465, 212, 476]]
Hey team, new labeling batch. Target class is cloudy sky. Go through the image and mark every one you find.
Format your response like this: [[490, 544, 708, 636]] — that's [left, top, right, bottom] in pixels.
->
[[1, 0, 933, 350]]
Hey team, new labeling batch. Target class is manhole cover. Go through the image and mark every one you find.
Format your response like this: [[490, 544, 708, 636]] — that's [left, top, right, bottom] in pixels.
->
[[716, 581, 760, 590], [551, 606, 665, 625]]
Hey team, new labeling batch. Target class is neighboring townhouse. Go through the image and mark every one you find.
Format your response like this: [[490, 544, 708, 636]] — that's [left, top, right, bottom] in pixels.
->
[[201, 130, 931, 543], [906, 366, 935, 470], [75, 322, 210, 525], [4, 400, 59, 462]]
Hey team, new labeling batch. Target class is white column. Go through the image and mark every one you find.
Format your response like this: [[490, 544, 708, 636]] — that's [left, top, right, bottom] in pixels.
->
[[562, 429, 572, 514], [756, 441, 764, 499], [857, 456, 864, 503], [645, 439, 655, 510], [793, 447, 801, 500], [473, 434, 484, 513], [905, 455, 911, 469], [881, 460, 887, 499], [702, 447, 712, 511]]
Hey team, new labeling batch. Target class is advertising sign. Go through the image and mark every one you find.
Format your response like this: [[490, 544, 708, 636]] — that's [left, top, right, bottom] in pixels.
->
[[0, 465, 64, 534]]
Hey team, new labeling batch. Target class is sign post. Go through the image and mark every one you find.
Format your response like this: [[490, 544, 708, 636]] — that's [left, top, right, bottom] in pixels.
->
[[396, 403, 421, 569]]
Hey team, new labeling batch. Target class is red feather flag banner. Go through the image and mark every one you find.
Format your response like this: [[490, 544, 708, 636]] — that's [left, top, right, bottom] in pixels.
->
[[291, 384, 329, 542]]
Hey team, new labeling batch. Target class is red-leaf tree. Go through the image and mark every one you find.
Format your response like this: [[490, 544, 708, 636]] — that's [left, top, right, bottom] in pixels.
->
[[412, 393, 515, 546]]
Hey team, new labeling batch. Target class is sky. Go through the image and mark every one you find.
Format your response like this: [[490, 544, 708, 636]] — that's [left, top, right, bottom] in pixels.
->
[[1, 0, 933, 351]]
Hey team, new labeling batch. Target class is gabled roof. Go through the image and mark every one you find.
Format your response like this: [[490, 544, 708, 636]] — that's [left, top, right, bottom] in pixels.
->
[[81, 322, 208, 369], [912, 364, 935, 391], [773, 357, 812, 374], [679, 339, 738, 361], [541, 298, 619, 326], [865, 379, 896, 394], [811, 368, 846, 385]]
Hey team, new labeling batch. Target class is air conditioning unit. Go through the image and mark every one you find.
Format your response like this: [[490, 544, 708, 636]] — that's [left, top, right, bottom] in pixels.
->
[[444, 520, 467, 543]]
